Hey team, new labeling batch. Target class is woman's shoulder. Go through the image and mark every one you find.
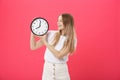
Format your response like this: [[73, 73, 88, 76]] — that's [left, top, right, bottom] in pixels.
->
[[47, 30, 58, 40]]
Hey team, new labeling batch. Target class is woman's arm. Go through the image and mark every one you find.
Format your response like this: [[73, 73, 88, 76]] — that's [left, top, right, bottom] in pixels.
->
[[45, 42, 69, 59], [30, 32, 44, 50], [41, 34, 69, 59]]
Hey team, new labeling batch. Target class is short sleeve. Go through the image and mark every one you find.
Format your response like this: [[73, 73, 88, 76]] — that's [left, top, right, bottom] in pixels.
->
[[46, 30, 57, 43]]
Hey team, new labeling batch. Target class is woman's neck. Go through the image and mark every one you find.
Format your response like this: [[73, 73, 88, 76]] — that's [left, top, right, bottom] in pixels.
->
[[60, 30, 65, 36]]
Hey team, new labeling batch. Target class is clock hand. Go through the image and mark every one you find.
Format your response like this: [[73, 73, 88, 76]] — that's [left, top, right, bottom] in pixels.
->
[[39, 20, 41, 27], [36, 20, 41, 29]]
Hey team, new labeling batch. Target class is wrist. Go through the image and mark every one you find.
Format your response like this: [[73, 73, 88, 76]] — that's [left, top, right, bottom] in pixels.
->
[[44, 41, 48, 46]]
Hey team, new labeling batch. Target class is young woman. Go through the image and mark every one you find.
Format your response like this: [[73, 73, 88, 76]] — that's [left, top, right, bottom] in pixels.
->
[[30, 13, 77, 80]]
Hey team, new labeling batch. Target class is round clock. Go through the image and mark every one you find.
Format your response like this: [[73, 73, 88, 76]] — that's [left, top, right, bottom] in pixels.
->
[[30, 17, 49, 36]]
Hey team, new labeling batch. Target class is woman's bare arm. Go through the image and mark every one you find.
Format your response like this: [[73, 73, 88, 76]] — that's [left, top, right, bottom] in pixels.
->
[[30, 32, 44, 50], [44, 41, 69, 59]]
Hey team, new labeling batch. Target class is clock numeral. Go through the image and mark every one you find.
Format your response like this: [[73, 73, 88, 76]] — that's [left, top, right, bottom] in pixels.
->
[[44, 29, 46, 32], [35, 31, 38, 34], [33, 29, 35, 31]]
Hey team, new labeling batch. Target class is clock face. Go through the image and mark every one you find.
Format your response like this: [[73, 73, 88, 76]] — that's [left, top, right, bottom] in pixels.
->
[[30, 17, 49, 36]]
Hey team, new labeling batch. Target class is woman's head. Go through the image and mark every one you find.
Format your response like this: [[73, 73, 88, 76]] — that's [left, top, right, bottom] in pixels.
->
[[57, 13, 74, 36]]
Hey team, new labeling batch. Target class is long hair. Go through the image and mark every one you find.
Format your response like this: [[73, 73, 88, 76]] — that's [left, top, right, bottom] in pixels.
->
[[51, 13, 76, 54]]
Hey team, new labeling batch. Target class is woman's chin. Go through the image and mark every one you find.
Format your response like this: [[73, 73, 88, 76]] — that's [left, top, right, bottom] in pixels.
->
[[58, 28, 61, 30]]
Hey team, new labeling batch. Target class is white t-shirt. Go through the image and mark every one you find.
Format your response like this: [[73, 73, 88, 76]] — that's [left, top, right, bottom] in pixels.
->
[[44, 30, 77, 63]]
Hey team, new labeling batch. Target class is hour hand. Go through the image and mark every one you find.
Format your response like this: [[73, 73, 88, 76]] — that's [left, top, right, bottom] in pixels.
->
[[36, 20, 41, 29]]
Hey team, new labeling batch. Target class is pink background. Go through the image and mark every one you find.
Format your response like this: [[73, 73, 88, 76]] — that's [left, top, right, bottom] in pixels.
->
[[0, 0, 120, 80]]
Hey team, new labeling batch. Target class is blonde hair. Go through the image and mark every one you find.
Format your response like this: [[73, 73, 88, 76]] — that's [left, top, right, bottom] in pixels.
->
[[52, 13, 76, 54]]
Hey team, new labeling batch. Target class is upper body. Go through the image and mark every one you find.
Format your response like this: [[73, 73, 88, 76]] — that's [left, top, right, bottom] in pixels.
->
[[44, 30, 77, 63], [30, 13, 77, 63]]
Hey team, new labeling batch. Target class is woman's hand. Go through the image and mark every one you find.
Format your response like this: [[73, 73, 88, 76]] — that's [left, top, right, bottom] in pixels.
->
[[30, 32, 44, 50]]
